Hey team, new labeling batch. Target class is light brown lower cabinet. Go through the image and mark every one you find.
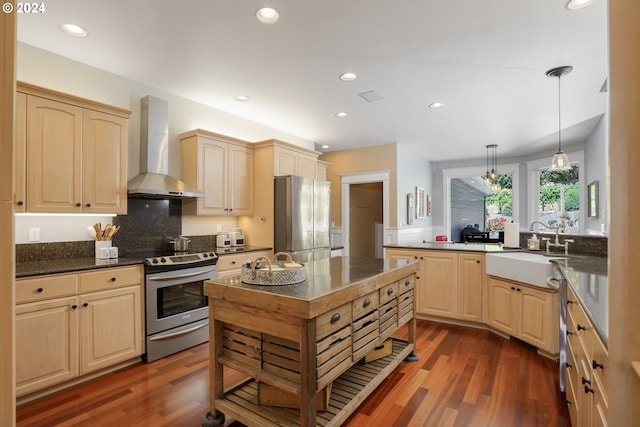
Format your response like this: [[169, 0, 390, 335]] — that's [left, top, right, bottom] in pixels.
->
[[15, 266, 143, 397], [565, 285, 608, 427], [486, 276, 558, 355], [216, 250, 273, 277]]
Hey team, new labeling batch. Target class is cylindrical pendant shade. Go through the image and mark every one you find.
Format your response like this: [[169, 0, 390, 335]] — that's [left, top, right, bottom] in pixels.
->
[[551, 151, 571, 170]]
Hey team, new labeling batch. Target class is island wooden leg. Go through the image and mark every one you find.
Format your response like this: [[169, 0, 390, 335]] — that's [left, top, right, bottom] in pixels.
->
[[202, 309, 225, 427], [405, 303, 419, 362], [299, 318, 317, 427]]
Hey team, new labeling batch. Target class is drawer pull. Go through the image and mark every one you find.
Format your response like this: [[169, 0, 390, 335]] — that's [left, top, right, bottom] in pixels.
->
[[584, 385, 594, 394], [404, 279, 411, 286], [362, 298, 371, 308], [581, 376, 591, 385], [111, 277, 117, 282], [328, 338, 343, 349], [592, 360, 604, 370], [36, 287, 43, 293], [387, 288, 394, 296], [330, 313, 341, 323], [231, 261, 236, 265], [577, 324, 586, 331]]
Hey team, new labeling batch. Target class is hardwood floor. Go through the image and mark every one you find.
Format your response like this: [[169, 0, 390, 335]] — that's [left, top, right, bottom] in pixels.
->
[[16, 320, 570, 427]]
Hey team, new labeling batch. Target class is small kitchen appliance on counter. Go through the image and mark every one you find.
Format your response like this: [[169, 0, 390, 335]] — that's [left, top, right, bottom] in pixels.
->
[[216, 232, 231, 248], [230, 228, 244, 247]]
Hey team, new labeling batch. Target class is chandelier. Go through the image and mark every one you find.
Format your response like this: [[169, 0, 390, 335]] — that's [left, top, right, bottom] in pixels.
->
[[483, 144, 501, 192]]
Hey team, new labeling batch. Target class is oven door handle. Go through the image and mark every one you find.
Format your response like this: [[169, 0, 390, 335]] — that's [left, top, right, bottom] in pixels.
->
[[148, 269, 216, 281], [148, 321, 209, 341]]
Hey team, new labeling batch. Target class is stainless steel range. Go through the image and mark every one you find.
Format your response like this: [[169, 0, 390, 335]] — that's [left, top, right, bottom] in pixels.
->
[[143, 251, 218, 362]]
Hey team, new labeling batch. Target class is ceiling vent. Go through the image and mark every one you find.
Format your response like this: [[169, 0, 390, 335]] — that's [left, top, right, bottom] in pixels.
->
[[358, 90, 384, 103]]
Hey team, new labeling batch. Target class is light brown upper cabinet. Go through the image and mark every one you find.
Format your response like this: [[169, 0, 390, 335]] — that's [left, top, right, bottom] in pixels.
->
[[180, 129, 254, 216], [16, 83, 130, 214]]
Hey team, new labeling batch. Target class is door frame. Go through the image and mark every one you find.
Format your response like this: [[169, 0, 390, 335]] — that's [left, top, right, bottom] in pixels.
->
[[341, 170, 390, 256]]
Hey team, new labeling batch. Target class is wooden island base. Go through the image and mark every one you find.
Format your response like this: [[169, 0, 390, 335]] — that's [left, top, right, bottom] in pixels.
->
[[215, 339, 414, 427], [203, 257, 419, 427]]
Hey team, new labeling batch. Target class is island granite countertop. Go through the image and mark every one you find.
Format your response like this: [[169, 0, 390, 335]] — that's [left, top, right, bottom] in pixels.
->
[[205, 256, 418, 318]]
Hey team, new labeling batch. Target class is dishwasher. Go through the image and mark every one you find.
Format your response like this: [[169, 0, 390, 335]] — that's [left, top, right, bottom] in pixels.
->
[[547, 265, 567, 393]]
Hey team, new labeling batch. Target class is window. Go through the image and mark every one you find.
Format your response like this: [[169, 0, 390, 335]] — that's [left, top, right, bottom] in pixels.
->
[[443, 164, 520, 242], [527, 151, 585, 234]]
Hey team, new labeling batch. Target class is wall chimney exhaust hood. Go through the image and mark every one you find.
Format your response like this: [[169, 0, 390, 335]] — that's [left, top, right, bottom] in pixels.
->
[[127, 96, 205, 199]]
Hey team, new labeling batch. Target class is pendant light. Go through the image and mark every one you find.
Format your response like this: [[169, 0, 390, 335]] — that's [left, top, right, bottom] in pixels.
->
[[546, 65, 573, 170], [484, 144, 500, 192]]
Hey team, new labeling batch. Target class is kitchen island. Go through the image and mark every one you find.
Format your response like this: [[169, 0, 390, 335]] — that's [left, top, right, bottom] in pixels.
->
[[202, 256, 419, 427]]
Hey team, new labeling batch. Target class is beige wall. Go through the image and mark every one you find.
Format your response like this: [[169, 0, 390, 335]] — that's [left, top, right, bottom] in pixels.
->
[[320, 143, 397, 228], [608, 0, 640, 424], [1, 4, 16, 426]]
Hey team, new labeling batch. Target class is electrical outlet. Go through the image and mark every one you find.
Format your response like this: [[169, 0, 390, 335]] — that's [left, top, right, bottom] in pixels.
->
[[29, 227, 40, 242]]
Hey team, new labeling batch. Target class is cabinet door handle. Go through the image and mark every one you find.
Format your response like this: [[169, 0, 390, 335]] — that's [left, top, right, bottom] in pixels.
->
[[511, 286, 516, 291], [363, 298, 371, 308], [86, 203, 91, 207], [593, 360, 604, 370], [581, 376, 591, 385], [577, 324, 586, 331], [476, 260, 480, 264], [584, 385, 594, 394], [567, 300, 575, 305], [36, 287, 44, 293], [83, 302, 89, 307], [566, 330, 573, 336], [330, 313, 341, 323], [516, 288, 521, 292], [566, 362, 573, 369], [71, 304, 78, 309], [76, 202, 82, 207], [17, 201, 24, 206]]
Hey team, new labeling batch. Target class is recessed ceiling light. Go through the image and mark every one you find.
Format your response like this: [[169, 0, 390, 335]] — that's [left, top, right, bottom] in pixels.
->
[[566, 0, 595, 10], [429, 102, 444, 109], [321, 145, 330, 150], [335, 112, 348, 118], [339, 72, 357, 82], [256, 7, 280, 24], [60, 23, 88, 38], [235, 95, 250, 102]]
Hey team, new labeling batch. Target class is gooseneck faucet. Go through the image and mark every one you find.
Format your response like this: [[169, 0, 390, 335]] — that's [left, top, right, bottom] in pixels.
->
[[529, 220, 573, 255]]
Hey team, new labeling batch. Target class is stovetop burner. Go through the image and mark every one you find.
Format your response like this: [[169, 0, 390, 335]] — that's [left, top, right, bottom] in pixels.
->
[[144, 251, 218, 272]]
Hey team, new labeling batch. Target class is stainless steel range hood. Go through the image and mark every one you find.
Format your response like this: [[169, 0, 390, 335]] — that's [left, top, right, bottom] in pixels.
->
[[127, 96, 205, 199]]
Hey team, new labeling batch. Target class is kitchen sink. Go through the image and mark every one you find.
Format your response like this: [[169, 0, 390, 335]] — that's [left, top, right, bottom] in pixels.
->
[[486, 252, 566, 288]]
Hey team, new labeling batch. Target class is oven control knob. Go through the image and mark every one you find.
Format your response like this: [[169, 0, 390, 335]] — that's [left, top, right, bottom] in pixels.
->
[[160, 257, 167, 263], [209, 252, 215, 257], [203, 253, 208, 257], [152, 258, 159, 264]]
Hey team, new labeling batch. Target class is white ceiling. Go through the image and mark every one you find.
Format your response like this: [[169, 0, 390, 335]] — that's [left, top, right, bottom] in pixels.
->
[[16, 0, 608, 162]]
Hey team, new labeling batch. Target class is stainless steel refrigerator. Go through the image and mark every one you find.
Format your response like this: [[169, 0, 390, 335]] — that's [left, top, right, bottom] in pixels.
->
[[274, 175, 331, 262]]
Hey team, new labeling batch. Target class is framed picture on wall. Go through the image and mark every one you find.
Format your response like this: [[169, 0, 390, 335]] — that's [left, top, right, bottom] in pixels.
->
[[416, 186, 425, 219], [588, 181, 599, 218]]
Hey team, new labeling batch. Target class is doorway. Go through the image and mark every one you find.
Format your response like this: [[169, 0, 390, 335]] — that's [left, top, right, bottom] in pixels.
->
[[341, 171, 390, 258], [349, 182, 383, 257]]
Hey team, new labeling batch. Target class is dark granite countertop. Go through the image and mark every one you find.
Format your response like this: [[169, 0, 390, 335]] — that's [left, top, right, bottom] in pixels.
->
[[213, 246, 272, 256], [16, 257, 144, 278], [385, 242, 510, 253], [553, 256, 608, 346], [16, 245, 273, 278]]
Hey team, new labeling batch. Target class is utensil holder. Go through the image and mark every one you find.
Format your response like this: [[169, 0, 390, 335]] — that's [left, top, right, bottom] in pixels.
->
[[95, 240, 112, 259]]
